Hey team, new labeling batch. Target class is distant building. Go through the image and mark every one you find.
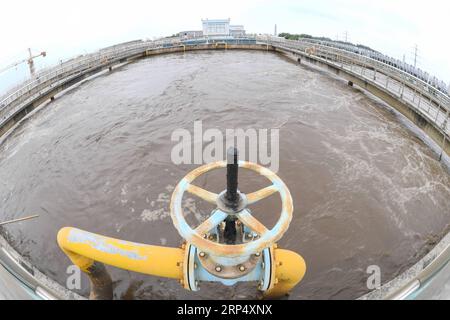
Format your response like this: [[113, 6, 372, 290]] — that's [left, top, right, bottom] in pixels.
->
[[202, 19, 231, 36], [180, 19, 246, 39], [179, 30, 203, 39], [229, 25, 245, 37]]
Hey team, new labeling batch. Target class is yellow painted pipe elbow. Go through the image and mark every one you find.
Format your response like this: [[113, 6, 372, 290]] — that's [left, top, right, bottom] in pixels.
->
[[57, 227, 184, 280], [264, 249, 306, 299], [57, 227, 306, 299]]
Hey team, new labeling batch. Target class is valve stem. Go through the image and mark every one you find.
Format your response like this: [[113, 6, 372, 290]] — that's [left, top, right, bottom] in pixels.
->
[[223, 148, 240, 244], [225, 147, 239, 204]]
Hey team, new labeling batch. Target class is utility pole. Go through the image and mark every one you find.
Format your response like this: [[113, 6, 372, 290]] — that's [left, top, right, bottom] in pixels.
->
[[28, 48, 36, 76], [344, 31, 348, 42], [274, 24, 277, 36], [413, 44, 419, 68]]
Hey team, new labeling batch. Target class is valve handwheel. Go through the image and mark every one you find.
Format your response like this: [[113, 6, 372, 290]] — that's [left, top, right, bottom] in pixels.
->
[[170, 149, 293, 258]]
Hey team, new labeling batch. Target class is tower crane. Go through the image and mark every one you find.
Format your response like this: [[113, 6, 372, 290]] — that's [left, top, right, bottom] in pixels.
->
[[0, 48, 46, 77]]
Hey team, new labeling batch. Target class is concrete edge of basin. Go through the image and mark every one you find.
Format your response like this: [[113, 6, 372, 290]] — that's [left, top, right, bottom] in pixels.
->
[[359, 230, 450, 300], [0, 233, 85, 300]]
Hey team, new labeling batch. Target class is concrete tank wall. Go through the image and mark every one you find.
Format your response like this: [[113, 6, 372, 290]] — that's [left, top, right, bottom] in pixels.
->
[[0, 41, 449, 300]]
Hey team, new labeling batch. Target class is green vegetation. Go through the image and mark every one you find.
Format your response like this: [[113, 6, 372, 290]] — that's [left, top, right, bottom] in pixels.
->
[[278, 32, 378, 53], [278, 33, 314, 40]]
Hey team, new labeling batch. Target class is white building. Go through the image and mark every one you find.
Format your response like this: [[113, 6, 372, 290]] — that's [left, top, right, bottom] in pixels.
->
[[202, 19, 230, 36], [229, 25, 245, 37], [183, 19, 246, 39]]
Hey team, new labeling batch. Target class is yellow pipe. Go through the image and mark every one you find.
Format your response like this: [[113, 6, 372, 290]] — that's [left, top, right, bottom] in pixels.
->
[[264, 249, 306, 299], [58, 227, 305, 298], [57, 227, 184, 280]]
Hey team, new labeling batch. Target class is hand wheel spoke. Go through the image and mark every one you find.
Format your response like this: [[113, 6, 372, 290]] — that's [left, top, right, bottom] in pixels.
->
[[246, 184, 278, 205], [186, 184, 219, 204], [195, 210, 228, 235], [237, 210, 268, 236]]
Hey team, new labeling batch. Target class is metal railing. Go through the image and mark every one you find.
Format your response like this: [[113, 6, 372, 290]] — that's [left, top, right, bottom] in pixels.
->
[[0, 38, 184, 125], [258, 36, 450, 138], [298, 37, 449, 95], [1, 35, 448, 141], [0, 36, 262, 128]]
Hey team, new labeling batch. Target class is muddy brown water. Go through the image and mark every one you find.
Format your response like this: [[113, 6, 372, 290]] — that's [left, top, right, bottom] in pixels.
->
[[0, 50, 449, 299]]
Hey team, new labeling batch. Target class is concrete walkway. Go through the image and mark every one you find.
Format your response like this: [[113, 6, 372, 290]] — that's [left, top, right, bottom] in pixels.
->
[[0, 262, 37, 299], [412, 262, 450, 300]]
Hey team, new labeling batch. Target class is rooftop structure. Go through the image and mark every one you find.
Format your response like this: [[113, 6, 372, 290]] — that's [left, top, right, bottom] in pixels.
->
[[202, 18, 230, 36], [180, 19, 246, 40], [229, 25, 245, 37]]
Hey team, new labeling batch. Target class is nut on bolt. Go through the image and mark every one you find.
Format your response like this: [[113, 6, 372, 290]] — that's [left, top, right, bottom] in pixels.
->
[[199, 252, 206, 258], [215, 265, 222, 272], [258, 280, 264, 290], [239, 265, 246, 272]]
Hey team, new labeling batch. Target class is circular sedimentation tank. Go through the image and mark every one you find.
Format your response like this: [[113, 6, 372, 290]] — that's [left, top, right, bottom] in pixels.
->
[[0, 49, 449, 299]]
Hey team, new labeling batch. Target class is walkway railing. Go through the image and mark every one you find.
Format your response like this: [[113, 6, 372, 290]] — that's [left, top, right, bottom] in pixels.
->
[[0, 36, 259, 128], [259, 36, 450, 139], [1, 35, 449, 143], [0, 38, 183, 125]]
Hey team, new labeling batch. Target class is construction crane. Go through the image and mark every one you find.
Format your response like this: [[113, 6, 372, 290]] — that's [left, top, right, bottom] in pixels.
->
[[0, 48, 46, 77]]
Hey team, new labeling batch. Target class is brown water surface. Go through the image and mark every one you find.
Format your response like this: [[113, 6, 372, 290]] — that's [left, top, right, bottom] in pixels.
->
[[0, 51, 449, 299]]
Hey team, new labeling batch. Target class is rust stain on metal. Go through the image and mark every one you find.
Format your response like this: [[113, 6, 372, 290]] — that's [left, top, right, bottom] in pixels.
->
[[194, 211, 227, 235], [170, 160, 294, 258], [184, 161, 226, 183], [198, 252, 261, 279], [195, 220, 217, 236], [186, 184, 218, 204], [246, 185, 278, 204], [238, 211, 268, 236]]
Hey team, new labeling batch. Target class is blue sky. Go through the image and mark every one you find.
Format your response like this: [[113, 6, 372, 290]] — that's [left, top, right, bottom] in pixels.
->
[[1, 0, 449, 92]]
